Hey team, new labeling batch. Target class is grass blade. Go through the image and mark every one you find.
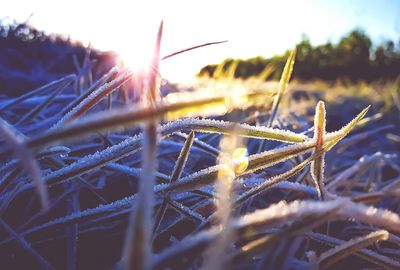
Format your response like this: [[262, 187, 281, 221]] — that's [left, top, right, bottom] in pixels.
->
[[173, 131, 219, 157], [311, 101, 328, 200], [0, 74, 76, 113], [123, 21, 163, 270], [169, 132, 195, 183], [308, 232, 400, 269], [0, 117, 49, 210], [202, 131, 244, 270], [339, 200, 400, 233], [268, 48, 297, 127], [258, 48, 296, 152], [153, 131, 195, 233], [60, 67, 119, 115], [232, 201, 342, 261], [166, 199, 205, 222], [55, 68, 133, 127], [161, 40, 227, 61], [16, 76, 75, 125], [257, 63, 276, 81], [318, 230, 389, 269], [162, 118, 308, 143], [235, 154, 315, 206]]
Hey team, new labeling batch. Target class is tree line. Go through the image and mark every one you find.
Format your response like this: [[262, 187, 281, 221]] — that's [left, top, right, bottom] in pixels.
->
[[198, 29, 400, 81]]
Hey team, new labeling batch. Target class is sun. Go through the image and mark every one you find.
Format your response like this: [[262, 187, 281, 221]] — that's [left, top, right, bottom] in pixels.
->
[[108, 12, 164, 74], [115, 39, 158, 74]]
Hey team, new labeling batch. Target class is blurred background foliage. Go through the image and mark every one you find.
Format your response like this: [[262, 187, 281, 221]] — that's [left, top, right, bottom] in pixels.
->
[[198, 29, 400, 81], [0, 20, 116, 97]]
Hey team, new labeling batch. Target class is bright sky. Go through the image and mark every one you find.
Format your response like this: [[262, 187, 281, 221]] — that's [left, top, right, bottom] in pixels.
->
[[1, 0, 399, 83]]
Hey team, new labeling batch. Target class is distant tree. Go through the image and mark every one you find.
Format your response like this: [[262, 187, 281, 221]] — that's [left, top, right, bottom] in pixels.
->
[[336, 29, 372, 78]]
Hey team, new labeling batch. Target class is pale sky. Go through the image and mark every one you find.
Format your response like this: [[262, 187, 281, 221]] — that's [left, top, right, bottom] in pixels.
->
[[1, 0, 399, 83]]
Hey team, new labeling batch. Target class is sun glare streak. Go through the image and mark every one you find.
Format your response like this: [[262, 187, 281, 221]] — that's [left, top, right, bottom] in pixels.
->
[[163, 79, 276, 120]]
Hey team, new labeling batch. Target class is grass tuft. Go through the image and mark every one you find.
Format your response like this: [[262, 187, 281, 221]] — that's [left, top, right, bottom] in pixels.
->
[[0, 22, 399, 270]]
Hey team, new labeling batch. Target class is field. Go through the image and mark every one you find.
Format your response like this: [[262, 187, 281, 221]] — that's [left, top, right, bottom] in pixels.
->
[[0, 22, 400, 270]]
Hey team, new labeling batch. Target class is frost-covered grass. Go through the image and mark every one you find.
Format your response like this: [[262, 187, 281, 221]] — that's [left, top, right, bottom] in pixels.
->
[[0, 23, 400, 270]]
